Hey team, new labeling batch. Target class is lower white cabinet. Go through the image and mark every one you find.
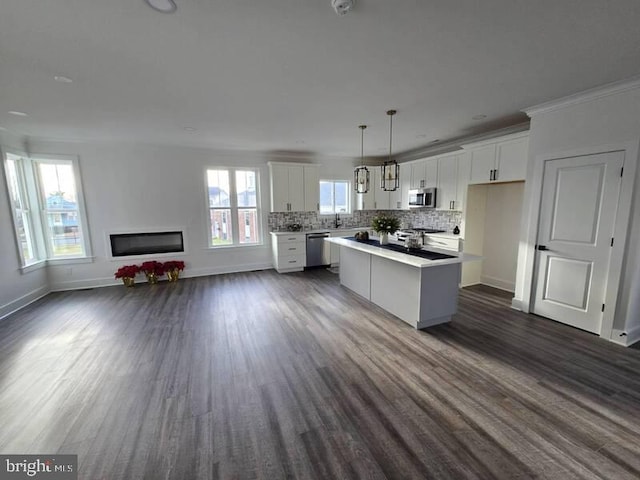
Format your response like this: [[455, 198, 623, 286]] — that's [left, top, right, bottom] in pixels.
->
[[271, 233, 306, 273], [423, 234, 462, 252]]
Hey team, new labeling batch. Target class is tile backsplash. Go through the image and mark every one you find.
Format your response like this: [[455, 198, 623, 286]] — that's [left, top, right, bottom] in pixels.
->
[[268, 209, 462, 233]]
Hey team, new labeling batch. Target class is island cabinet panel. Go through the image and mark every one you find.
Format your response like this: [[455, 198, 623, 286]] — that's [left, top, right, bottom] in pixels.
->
[[339, 247, 371, 299], [370, 256, 459, 329]]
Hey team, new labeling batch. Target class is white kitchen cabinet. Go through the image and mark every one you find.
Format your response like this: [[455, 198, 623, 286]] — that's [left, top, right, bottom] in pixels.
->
[[372, 168, 390, 210], [469, 144, 497, 184], [437, 155, 457, 210], [410, 161, 425, 189], [271, 233, 306, 273], [436, 152, 471, 211], [465, 132, 529, 185], [269, 162, 319, 212], [495, 135, 529, 182], [425, 158, 438, 189], [303, 165, 320, 212]]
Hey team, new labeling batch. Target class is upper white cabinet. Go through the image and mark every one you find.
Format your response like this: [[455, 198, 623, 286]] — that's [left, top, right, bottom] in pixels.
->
[[410, 161, 425, 189], [303, 165, 319, 212], [372, 168, 390, 210], [436, 152, 470, 211], [464, 132, 529, 185], [268, 162, 319, 212]]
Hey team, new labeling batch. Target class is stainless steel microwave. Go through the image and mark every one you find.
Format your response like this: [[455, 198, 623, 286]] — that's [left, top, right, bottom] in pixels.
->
[[408, 188, 436, 208]]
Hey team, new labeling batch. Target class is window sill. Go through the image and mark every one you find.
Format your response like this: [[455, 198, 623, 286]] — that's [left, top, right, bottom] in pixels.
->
[[47, 256, 95, 266], [206, 243, 266, 251], [20, 260, 48, 274]]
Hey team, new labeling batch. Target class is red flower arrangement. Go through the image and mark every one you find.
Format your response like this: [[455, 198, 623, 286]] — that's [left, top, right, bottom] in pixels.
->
[[139, 261, 165, 276], [163, 260, 185, 271], [114, 265, 140, 279]]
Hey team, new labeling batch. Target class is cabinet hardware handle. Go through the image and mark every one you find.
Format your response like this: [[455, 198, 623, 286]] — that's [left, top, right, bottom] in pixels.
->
[[288, 260, 297, 263], [494, 169, 498, 181], [489, 170, 493, 181], [536, 245, 548, 251], [288, 247, 296, 250]]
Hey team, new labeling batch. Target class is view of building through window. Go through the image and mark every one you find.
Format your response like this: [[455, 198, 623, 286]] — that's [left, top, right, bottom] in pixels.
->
[[207, 168, 260, 246], [319, 180, 350, 214], [38, 162, 84, 257]]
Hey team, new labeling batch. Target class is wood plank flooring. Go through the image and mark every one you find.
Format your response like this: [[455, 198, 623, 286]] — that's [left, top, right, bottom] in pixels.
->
[[1, 270, 640, 479]]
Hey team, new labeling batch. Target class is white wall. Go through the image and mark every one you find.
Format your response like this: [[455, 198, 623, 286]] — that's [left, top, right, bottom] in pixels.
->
[[0, 131, 50, 318], [481, 182, 524, 292], [514, 83, 640, 343], [8, 139, 358, 293], [461, 182, 524, 291]]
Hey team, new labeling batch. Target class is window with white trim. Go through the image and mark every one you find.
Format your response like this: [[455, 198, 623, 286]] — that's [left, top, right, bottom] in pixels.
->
[[206, 167, 261, 247], [2, 152, 91, 267], [319, 180, 351, 214]]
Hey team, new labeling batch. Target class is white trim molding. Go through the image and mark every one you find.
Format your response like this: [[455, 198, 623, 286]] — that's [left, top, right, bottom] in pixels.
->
[[0, 286, 50, 320], [523, 75, 640, 117]]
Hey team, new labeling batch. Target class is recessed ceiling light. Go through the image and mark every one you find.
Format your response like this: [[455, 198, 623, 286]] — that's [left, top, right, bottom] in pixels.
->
[[54, 75, 73, 83], [429, 139, 440, 144], [8, 111, 28, 117], [472, 114, 487, 120], [416, 134, 428, 139], [144, 0, 177, 13], [183, 127, 197, 133]]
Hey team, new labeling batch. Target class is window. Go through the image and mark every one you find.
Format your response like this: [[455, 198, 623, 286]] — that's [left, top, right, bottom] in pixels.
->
[[206, 168, 261, 247], [4, 154, 37, 265], [2, 152, 91, 268], [319, 180, 351, 214]]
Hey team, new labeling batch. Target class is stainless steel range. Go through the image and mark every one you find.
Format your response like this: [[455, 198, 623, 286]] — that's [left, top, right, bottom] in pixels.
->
[[394, 228, 446, 244]]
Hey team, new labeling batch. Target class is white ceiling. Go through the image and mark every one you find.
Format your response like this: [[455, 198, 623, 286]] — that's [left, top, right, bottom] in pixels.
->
[[1, 0, 640, 159]]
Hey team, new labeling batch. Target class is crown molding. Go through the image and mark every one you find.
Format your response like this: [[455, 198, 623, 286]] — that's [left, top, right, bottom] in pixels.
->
[[396, 122, 530, 163], [524, 75, 640, 117]]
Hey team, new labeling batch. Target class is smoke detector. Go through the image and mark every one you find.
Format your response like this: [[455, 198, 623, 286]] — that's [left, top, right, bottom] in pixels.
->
[[332, 0, 354, 16]]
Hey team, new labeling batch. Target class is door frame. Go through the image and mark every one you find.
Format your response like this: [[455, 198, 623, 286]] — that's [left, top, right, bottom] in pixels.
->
[[514, 140, 639, 340]]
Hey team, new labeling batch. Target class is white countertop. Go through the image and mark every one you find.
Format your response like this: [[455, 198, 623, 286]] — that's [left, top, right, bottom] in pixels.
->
[[327, 236, 480, 268], [271, 226, 371, 235]]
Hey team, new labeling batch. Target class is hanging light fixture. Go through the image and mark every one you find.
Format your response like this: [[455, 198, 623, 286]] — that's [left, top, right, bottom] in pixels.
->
[[354, 125, 370, 194], [381, 109, 400, 191]]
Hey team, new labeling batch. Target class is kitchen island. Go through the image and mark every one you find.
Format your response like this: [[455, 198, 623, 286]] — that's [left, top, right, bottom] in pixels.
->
[[327, 236, 478, 329]]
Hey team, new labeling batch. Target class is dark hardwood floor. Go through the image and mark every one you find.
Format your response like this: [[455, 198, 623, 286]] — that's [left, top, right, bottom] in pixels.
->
[[1, 270, 640, 479]]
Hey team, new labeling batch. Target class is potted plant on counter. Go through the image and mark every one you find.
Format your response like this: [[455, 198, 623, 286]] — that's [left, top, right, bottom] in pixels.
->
[[139, 260, 164, 284], [163, 260, 185, 282], [114, 265, 140, 287], [371, 213, 400, 245]]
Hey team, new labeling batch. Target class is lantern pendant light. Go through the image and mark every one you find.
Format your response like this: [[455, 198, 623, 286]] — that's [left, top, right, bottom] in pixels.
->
[[354, 125, 370, 194], [381, 109, 400, 192]]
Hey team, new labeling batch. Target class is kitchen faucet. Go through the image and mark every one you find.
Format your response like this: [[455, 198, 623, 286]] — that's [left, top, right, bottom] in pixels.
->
[[334, 213, 342, 228]]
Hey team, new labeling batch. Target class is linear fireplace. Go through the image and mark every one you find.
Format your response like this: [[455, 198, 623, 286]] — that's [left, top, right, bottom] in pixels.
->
[[109, 231, 184, 257]]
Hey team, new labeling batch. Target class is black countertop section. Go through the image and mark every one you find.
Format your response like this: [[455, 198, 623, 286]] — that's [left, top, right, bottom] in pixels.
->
[[345, 237, 456, 261]]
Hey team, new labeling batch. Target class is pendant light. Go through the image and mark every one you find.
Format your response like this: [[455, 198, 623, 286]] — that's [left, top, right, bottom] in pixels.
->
[[354, 125, 370, 194], [381, 109, 399, 191]]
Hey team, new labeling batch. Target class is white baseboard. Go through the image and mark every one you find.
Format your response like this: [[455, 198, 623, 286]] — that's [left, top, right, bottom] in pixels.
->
[[511, 298, 523, 311], [0, 286, 51, 320], [480, 275, 515, 293], [49, 263, 274, 292], [610, 326, 640, 347]]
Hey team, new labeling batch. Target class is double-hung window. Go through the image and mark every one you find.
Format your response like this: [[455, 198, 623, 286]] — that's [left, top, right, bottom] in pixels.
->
[[206, 168, 261, 247], [2, 151, 91, 268], [319, 180, 351, 214]]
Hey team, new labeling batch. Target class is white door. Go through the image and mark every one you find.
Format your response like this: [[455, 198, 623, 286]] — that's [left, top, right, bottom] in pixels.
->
[[533, 151, 624, 334]]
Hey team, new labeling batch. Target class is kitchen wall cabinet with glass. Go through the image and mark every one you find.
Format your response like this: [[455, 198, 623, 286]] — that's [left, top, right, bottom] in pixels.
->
[[268, 162, 320, 212], [463, 132, 529, 185]]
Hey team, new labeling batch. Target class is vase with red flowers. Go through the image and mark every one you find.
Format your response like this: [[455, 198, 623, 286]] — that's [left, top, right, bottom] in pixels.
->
[[139, 261, 164, 284], [114, 265, 140, 287], [163, 260, 185, 282]]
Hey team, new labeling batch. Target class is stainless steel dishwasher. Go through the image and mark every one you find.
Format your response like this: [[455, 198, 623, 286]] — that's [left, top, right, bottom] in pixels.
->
[[306, 232, 330, 267]]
